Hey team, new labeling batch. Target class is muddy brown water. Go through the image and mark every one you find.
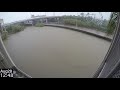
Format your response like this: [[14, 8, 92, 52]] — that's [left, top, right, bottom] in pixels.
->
[[4, 26, 110, 78]]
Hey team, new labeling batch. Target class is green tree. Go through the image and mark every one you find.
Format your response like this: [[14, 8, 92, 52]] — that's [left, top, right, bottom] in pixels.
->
[[107, 12, 118, 35]]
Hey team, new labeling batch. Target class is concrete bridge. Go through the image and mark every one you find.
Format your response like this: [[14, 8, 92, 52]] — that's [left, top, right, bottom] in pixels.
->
[[1, 14, 120, 78], [4, 16, 62, 26]]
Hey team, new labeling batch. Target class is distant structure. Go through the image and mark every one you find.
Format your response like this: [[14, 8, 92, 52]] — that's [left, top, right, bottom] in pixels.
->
[[31, 15, 46, 18], [23, 20, 33, 26]]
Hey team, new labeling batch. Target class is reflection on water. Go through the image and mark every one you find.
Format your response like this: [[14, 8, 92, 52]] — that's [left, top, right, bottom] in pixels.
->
[[4, 26, 110, 78]]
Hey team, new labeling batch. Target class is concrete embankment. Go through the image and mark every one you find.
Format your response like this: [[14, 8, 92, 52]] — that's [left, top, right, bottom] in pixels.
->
[[45, 24, 112, 42]]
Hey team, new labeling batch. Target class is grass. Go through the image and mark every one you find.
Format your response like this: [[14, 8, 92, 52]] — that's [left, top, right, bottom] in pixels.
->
[[1, 31, 8, 40], [35, 23, 44, 27], [61, 16, 109, 33], [107, 12, 118, 35], [6, 24, 25, 34], [2, 24, 25, 40]]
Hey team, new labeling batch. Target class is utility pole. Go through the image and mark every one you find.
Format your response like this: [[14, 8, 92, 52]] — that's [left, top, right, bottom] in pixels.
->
[[85, 13, 89, 21], [76, 12, 78, 27], [99, 12, 103, 25], [53, 12, 55, 16], [99, 12, 103, 20], [45, 12, 47, 16], [57, 17, 59, 24]]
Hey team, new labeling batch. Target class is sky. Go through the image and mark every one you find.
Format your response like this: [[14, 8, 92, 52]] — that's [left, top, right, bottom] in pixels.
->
[[0, 12, 111, 24]]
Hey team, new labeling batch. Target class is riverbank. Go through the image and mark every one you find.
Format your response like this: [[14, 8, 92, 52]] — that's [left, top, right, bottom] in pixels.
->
[[2, 25, 26, 40], [45, 24, 113, 42]]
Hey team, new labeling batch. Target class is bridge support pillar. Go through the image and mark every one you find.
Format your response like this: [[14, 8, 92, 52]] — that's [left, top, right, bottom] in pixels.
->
[[45, 19, 48, 24], [57, 18, 59, 24]]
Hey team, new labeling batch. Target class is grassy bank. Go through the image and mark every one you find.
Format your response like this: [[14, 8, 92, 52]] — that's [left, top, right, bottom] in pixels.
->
[[35, 23, 44, 27], [1, 31, 8, 40], [61, 16, 109, 33], [2, 24, 25, 40], [6, 24, 25, 34]]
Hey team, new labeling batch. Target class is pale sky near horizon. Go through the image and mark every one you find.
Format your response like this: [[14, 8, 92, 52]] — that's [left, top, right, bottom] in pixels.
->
[[0, 12, 111, 24]]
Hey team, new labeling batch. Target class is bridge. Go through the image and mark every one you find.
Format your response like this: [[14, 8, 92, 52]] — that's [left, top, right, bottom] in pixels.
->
[[4, 16, 62, 26], [0, 14, 120, 78]]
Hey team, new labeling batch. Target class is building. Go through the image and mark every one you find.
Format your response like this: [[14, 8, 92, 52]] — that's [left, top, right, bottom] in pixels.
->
[[23, 20, 33, 26], [31, 15, 46, 18]]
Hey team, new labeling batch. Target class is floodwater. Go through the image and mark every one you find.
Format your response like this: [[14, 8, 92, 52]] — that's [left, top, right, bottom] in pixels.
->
[[4, 26, 110, 78]]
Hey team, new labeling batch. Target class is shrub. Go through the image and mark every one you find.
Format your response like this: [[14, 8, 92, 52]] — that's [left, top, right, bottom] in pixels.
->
[[1, 31, 8, 40], [107, 12, 118, 35], [6, 24, 25, 34], [63, 19, 76, 26], [62, 18, 108, 33], [35, 23, 44, 27]]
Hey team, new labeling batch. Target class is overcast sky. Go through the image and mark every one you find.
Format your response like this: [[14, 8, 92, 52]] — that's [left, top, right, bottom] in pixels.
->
[[0, 12, 111, 24]]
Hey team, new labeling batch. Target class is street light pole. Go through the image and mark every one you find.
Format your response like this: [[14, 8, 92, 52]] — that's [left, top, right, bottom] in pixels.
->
[[53, 12, 55, 16], [45, 12, 46, 16], [76, 12, 78, 27]]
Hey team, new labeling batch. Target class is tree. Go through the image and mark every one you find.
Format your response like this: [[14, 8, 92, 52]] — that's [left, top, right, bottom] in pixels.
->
[[107, 12, 118, 35]]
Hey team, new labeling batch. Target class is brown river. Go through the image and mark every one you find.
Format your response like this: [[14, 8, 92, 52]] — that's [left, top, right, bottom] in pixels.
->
[[4, 26, 110, 78]]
